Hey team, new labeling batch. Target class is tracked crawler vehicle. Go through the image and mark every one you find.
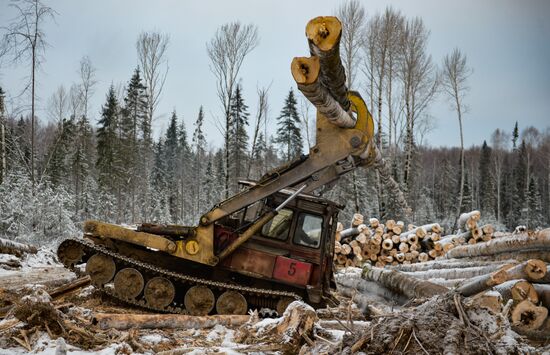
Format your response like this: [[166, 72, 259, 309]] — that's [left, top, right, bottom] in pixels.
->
[[57, 16, 407, 315]]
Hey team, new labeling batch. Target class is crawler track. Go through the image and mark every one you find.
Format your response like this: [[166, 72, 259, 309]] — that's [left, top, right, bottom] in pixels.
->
[[57, 238, 301, 314]]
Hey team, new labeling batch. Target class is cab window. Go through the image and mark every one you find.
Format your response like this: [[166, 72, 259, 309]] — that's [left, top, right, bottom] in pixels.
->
[[293, 213, 323, 248], [261, 208, 293, 241]]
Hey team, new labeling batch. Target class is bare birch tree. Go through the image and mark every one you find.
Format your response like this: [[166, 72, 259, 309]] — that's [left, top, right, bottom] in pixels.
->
[[136, 31, 169, 220], [491, 128, 510, 224], [441, 48, 472, 218], [206, 22, 259, 198], [0, 87, 5, 184], [336, 0, 366, 89], [68, 83, 82, 119], [136, 31, 169, 144], [77, 56, 97, 119], [47, 85, 68, 122], [0, 0, 56, 189], [399, 17, 438, 188], [247, 85, 269, 178]]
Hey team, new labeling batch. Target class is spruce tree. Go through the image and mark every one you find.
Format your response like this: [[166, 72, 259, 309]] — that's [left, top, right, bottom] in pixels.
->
[[177, 119, 192, 223], [460, 171, 473, 213], [203, 158, 216, 208], [228, 84, 249, 186], [164, 111, 180, 221], [275, 89, 303, 162], [527, 176, 542, 228], [249, 132, 266, 179], [192, 106, 207, 216], [213, 149, 225, 203], [511, 140, 528, 226], [96, 85, 120, 192], [478, 141, 495, 217], [120, 68, 148, 221], [72, 114, 94, 220], [48, 117, 76, 186], [512, 121, 519, 150]]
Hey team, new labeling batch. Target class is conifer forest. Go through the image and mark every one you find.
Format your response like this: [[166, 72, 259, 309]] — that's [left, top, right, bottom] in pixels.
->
[[0, 1, 549, 354]]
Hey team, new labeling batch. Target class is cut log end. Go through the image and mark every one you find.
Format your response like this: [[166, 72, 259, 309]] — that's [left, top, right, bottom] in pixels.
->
[[291, 56, 320, 85], [525, 259, 547, 280], [510, 300, 548, 331], [305, 16, 342, 51], [511, 281, 539, 304]]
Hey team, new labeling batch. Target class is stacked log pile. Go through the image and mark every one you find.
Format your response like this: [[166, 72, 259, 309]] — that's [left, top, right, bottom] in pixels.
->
[[333, 210, 496, 268], [336, 228, 550, 340]]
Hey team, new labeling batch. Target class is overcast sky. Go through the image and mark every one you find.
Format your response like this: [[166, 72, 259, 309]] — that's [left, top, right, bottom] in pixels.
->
[[1, 0, 549, 149]]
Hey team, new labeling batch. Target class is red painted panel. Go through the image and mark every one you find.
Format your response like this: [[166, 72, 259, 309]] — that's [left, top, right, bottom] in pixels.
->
[[228, 248, 276, 278], [273, 256, 312, 286]]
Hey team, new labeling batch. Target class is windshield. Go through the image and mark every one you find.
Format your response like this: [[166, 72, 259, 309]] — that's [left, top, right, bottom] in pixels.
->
[[293, 213, 323, 248], [261, 208, 293, 241]]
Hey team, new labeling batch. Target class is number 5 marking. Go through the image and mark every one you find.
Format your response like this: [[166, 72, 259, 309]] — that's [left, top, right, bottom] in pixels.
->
[[288, 262, 296, 276]]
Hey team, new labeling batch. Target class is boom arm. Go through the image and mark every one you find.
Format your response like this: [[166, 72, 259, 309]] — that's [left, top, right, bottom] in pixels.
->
[[200, 90, 375, 227], [200, 16, 377, 227]]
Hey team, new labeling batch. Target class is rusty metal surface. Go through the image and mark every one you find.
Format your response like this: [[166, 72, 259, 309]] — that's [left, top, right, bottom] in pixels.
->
[[228, 247, 276, 279]]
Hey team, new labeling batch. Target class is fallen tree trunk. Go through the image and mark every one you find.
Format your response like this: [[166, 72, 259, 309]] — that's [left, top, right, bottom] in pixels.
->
[[362, 265, 448, 300], [0, 237, 37, 255], [291, 56, 355, 128], [494, 280, 539, 304], [457, 210, 480, 230], [305, 16, 350, 111], [92, 313, 250, 330], [503, 259, 547, 282], [533, 284, 550, 308], [456, 260, 546, 297], [390, 259, 515, 272], [468, 250, 550, 263], [445, 230, 550, 259], [402, 264, 509, 281], [399, 224, 441, 240], [49, 275, 91, 299], [335, 268, 407, 304], [456, 268, 510, 297]]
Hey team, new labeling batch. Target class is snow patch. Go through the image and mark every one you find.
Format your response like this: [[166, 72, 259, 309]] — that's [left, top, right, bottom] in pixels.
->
[[20, 248, 60, 269], [77, 285, 95, 298], [140, 333, 166, 344]]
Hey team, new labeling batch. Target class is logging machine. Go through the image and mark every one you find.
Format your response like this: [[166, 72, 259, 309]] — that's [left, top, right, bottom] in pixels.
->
[[57, 16, 395, 316]]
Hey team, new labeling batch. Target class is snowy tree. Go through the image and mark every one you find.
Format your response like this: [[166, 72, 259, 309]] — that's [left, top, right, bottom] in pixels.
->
[[275, 89, 303, 162], [229, 84, 249, 190], [96, 85, 120, 192], [192, 106, 207, 216], [527, 176, 543, 228], [164, 111, 180, 221], [478, 141, 495, 218], [177, 119, 193, 223]]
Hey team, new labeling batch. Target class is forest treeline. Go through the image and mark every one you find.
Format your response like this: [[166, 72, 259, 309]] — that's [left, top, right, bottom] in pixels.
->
[[0, 0, 548, 243]]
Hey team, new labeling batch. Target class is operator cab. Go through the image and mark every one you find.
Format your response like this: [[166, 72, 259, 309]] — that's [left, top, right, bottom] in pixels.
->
[[215, 180, 343, 304]]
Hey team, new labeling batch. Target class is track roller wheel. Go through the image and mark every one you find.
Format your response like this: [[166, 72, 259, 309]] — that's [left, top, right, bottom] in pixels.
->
[[276, 297, 294, 315], [113, 268, 144, 299], [144, 277, 175, 309], [184, 286, 215, 315], [86, 254, 116, 286], [216, 290, 247, 315], [57, 242, 83, 267]]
